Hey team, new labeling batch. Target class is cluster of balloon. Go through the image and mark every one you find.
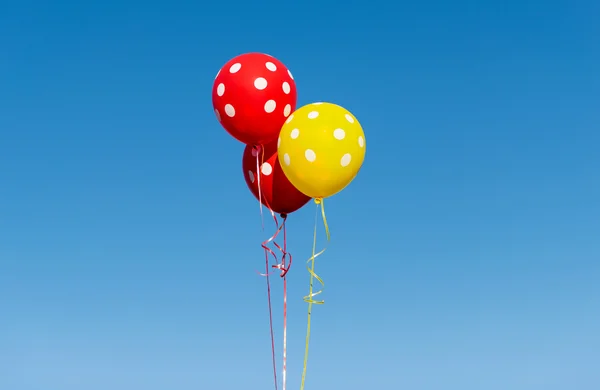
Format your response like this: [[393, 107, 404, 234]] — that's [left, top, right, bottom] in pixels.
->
[[212, 52, 366, 390]]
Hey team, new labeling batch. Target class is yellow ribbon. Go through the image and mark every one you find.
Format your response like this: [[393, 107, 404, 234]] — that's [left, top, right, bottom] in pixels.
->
[[300, 198, 330, 390]]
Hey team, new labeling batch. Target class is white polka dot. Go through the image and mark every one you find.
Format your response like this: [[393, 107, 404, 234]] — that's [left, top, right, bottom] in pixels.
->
[[264, 100, 276, 113], [282, 82, 291, 94], [358, 136, 364, 148], [254, 77, 268, 90], [288, 69, 294, 79], [333, 128, 345, 140], [290, 128, 299, 139], [229, 63, 242, 73], [340, 153, 352, 167], [283, 153, 291, 166], [266, 62, 277, 71], [248, 170, 255, 183], [305, 149, 316, 162], [277, 137, 281, 148], [284, 104, 292, 117], [308, 111, 319, 119], [214, 109, 221, 122], [225, 104, 235, 117], [217, 83, 225, 96], [345, 114, 354, 123], [261, 162, 273, 176], [285, 114, 294, 124]]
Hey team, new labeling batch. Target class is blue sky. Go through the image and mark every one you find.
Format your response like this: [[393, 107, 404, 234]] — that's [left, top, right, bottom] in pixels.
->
[[1, 0, 599, 389]]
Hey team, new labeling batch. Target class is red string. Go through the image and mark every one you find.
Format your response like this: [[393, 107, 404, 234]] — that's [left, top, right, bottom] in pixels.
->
[[273, 219, 290, 390], [260, 215, 292, 387], [263, 216, 291, 390], [253, 145, 292, 390], [254, 146, 280, 390], [259, 215, 287, 390], [263, 241, 278, 390]]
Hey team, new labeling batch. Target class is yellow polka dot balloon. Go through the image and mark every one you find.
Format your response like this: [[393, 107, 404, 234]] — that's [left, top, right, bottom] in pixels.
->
[[277, 102, 366, 199]]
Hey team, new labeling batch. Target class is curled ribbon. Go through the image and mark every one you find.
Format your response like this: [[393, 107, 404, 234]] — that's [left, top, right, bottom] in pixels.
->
[[253, 145, 292, 390], [300, 198, 331, 390], [274, 217, 291, 390], [259, 215, 291, 390]]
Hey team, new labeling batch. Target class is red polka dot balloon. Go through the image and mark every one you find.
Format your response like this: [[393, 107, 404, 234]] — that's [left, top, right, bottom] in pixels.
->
[[242, 140, 310, 215], [213, 53, 297, 146]]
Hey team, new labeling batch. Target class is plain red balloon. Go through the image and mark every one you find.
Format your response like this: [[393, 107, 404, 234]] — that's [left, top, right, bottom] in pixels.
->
[[242, 141, 310, 215], [213, 52, 297, 146]]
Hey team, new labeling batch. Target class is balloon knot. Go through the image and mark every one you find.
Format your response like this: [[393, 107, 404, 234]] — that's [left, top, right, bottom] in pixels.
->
[[280, 213, 288, 219], [314, 198, 322, 205]]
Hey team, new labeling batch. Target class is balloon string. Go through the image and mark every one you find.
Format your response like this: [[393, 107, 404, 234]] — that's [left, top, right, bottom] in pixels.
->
[[259, 216, 282, 390], [252, 144, 292, 390], [263, 241, 278, 390], [299, 198, 330, 390], [282, 271, 288, 390], [256, 205, 290, 390], [282, 226, 288, 390], [271, 218, 291, 390], [259, 215, 291, 390], [253, 143, 277, 390]]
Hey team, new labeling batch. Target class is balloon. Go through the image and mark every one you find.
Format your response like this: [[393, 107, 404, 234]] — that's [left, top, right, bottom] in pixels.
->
[[213, 53, 298, 146], [242, 140, 311, 215], [277, 102, 366, 199]]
